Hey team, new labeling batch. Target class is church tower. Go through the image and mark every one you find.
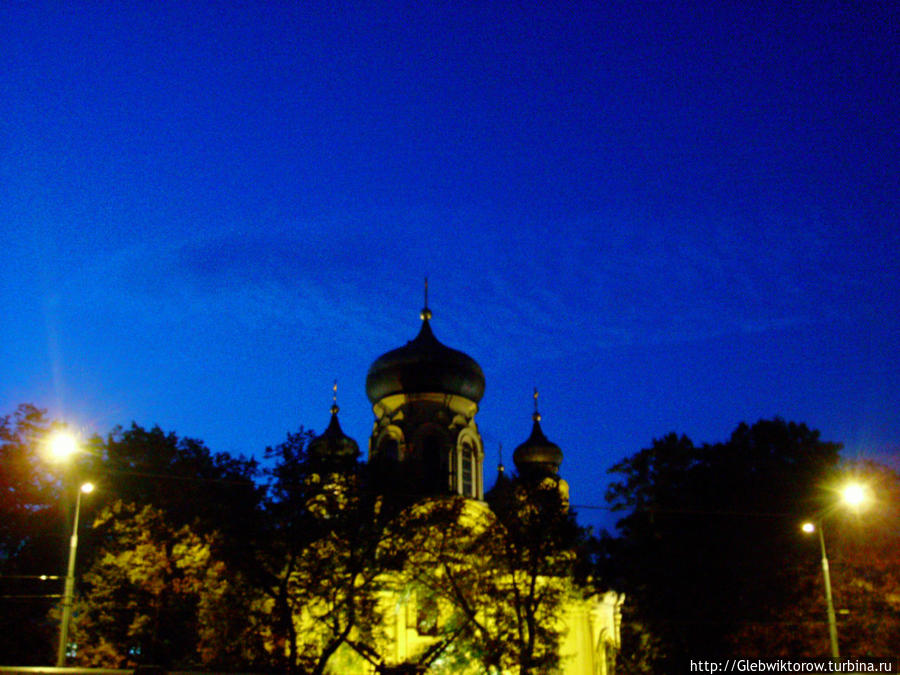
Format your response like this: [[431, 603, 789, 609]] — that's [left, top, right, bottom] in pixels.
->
[[365, 286, 486, 499], [308, 382, 360, 472], [512, 389, 563, 479], [512, 389, 570, 504]]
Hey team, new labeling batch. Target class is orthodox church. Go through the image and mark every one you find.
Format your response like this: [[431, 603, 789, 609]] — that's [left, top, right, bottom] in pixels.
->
[[305, 291, 623, 675]]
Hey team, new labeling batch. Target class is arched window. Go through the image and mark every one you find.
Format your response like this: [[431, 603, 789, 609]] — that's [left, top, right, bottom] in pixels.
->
[[461, 443, 474, 497]]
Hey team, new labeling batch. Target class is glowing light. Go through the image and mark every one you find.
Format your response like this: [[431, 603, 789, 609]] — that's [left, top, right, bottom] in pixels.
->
[[801, 522, 815, 534], [48, 432, 78, 462], [80, 482, 95, 494], [841, 482, 867, 508]]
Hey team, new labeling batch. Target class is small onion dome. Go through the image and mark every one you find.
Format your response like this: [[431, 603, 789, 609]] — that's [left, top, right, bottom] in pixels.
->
[[366, 312, 485, 404], [485, 464, 514, 506], [513, 416, 563, 476], [309, 404, 360, 462]]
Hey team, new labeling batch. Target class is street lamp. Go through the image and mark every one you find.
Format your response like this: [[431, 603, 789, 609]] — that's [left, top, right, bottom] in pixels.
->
[[48, 430, 79, 463], [841, 483, 867, 509], [800, 520, 839, 659], [801, 481, 871, 661], [57, 480, 94, 667], [47, 430, 95, 667]]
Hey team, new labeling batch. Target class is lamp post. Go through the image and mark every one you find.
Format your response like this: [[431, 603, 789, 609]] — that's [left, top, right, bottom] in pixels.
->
[[801, 521, 839, 659], [48, 430, 95, 667], [801, 480, 870, 662], [57, 480, 94, 667]]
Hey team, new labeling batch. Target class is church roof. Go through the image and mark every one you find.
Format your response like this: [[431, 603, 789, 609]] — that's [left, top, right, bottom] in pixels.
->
[[309, 409, 360, 461], [309, 384, 360, 463], [512, 391, 563, 476], [365, 307, 485, 404]]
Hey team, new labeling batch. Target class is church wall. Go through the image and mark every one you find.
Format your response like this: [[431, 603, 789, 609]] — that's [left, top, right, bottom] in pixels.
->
[[315, 570, 622, 675]]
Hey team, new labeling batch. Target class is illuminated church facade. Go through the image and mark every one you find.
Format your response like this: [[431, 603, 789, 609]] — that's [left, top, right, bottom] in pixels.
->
[[307, 294, 623, 675]]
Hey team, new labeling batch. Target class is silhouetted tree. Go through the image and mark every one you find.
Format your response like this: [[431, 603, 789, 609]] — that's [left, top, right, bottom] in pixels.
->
[[82, 423, 261, 543], [603, 418, 842, 666]]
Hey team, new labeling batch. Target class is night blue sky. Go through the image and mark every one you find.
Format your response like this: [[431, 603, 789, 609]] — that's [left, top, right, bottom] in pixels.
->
[[2, 2, 897, 530]]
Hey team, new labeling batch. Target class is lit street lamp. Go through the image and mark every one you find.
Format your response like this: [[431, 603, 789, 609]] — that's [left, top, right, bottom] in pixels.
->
[[57, 480, 94, 667], [801, 481, 870, 661], [841, 483, 866, 509], [47, 430, 95, 667], [800, 520, 839, 659], [48, 431, 79, 463]]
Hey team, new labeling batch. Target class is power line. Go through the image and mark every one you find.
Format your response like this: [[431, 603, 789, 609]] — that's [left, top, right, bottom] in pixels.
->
[[0, 594, 62, 599]]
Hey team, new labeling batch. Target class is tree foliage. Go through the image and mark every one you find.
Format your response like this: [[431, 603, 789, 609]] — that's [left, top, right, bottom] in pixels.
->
[[603, 418, 846, 666], [73, 502, 210, 667], [82, 423, 262, 542], [1, 404, 60, 559], [243, 428, 399, 675], [390, 477, 588, 675], [72, 499, 272, 669]]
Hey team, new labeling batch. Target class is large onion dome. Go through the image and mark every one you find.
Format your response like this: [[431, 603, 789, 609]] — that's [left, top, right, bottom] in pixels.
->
[[366, 305, 485, 404], [512, 391, 563, 476], [309, 385, 360, 462]]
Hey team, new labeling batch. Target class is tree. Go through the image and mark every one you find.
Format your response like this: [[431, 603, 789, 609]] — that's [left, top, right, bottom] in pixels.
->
[[486, 477, 587, 675], [603, 418, 842, 666], [70, 498, 270, 670], [245, 427, 396, 675], [3, 404, 610, 673], [3, 410, 303, 670], [72, 502, 209, 667], [0, 418, 262, 670], [827, 460, 900, 656], [382, 497, 500, 673], [246, 426, 595, 675], [391, 475, 589, 675], [614, 600, 667, 675], [82, 423, 261, 543], [194, 553, 272, 671], [58, 422, 265, 669]]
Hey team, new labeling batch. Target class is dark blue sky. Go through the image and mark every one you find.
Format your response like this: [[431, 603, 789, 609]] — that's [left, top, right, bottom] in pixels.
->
[[3, 2, 897, 530]]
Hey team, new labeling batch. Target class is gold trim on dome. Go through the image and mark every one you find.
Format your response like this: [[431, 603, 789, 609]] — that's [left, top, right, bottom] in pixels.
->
[[372, 392, 478, 420]]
